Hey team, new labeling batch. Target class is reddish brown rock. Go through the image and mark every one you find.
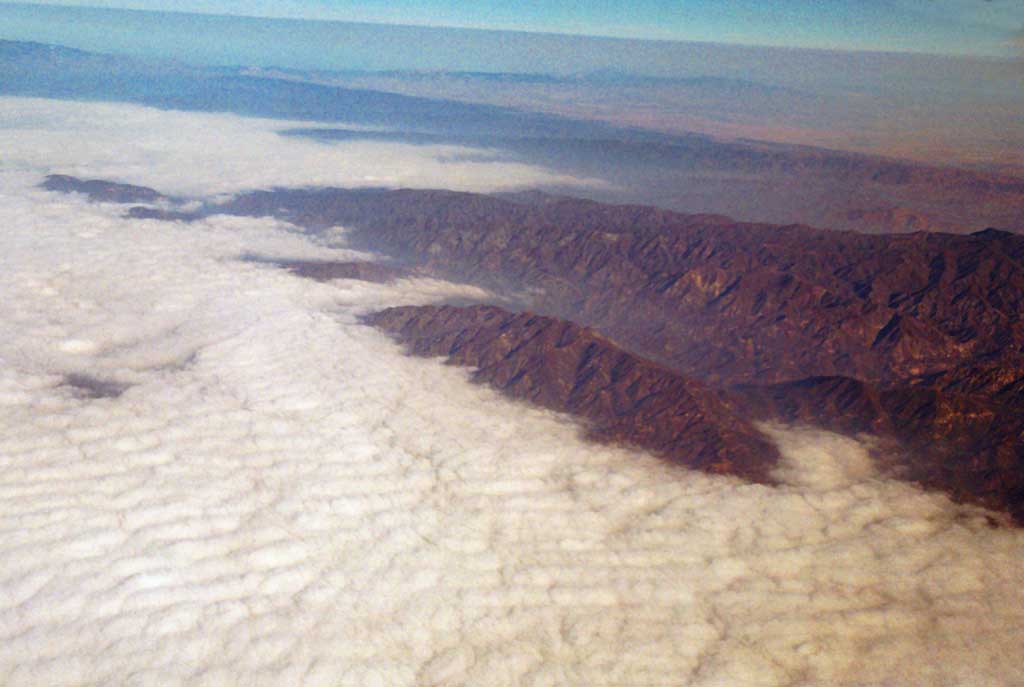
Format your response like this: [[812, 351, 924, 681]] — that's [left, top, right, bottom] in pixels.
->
[[210, 187, 1024, 387], [367, 304, 780, 483], [735, 376, 894, 436], [845, 206, 950, 234], [43, 175, 1024, 521], [736, 375, 1024, 522]]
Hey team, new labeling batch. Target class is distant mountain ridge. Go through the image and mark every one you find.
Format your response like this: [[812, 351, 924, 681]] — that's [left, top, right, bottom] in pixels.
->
[[9, 39, 1024, 234]]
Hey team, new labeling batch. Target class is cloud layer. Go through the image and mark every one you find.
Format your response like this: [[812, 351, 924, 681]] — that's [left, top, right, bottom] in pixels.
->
[[1, 97, 1024, 686], [0, 97, 607, 198]]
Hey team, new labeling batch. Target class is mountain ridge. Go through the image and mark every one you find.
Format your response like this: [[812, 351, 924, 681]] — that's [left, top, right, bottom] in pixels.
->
[[42, 174, 1024, 521]]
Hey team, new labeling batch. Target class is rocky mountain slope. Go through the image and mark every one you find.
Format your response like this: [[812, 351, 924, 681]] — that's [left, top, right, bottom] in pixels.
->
[[43, 174, 1024, 521], [367, 305, 780, 482], [207, 186, 1024, 386], [735, 376, 1024, 521]]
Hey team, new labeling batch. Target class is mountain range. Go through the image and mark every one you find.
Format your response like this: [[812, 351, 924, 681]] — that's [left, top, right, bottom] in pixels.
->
[[8, 39, 1023, 235], [43, 173, 1024, 523]]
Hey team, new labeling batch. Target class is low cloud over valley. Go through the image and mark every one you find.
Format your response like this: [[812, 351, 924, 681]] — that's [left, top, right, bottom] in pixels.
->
[[1, 97, 1023, 686], [0, 98, 606, 198]]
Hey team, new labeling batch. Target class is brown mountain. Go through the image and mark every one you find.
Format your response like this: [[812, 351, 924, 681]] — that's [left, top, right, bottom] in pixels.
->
[[366, 304, 780, 483], [215, 187, 1024, 521], [42, 175, 1024, 521], [736, 376, 1024, 521], [844, 206, 950, 234], [208, 187, 1024, 387], [297, 68, 1024, 235]]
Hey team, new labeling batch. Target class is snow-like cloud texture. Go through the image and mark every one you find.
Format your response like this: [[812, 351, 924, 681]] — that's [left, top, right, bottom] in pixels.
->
[[0, 97, 607, 197], [1, 96, 1024, 686]]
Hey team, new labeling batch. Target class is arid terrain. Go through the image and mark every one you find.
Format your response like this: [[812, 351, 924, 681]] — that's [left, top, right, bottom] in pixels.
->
[[9, 40, 1024, 235], [45, 173, 1024, 523]]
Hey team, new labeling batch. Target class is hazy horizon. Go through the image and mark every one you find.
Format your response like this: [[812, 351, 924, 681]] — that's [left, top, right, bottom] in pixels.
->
[[3, 1, 1023, 167], [3, 1, 1022, 175], [4, 0, 1024, 57], [3, 1, 1024, 75]]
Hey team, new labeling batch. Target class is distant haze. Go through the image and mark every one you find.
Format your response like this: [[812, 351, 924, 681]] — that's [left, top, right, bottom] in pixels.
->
[[2, 3, 1023, 168], [0, 2, 1020, 83], [4, 0, 1024, 56]]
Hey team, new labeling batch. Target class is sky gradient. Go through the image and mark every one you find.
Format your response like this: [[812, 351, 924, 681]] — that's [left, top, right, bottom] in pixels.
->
[[3, 0, 1023, 56]]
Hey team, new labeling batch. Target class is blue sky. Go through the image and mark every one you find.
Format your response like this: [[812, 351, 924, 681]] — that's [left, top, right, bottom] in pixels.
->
[[3, 0, 1023, 56]]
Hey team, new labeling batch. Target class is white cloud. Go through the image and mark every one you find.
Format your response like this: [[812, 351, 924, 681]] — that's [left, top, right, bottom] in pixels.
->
[[0, 97, 608, 198], [1, 98, 1023, 686]]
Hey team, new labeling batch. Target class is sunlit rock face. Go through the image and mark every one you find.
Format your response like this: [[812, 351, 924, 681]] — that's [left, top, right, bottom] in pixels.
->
[[2, 96, 1024, 686], [87, 178, 1022, 522], [365, 303, 781, 482]]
